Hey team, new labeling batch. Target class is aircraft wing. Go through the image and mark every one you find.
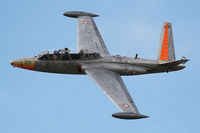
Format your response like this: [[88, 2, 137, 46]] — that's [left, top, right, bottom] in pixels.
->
[[85, 68, 148, 119], [63, 11, 109, 56], [77, 16, 110, 56]]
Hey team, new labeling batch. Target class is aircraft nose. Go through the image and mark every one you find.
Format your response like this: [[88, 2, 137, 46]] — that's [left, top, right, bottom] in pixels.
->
[[10, 60, 23, 68], [10, 60, 15, 67], [10, 59, 36, 70]]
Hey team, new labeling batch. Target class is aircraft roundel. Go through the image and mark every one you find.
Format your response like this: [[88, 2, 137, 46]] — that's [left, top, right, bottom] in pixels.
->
[[82, 20, 89, 24], [123, 104, 130, 108]]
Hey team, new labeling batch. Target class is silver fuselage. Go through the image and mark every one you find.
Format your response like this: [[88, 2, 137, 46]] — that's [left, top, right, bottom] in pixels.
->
[[11, 55, 185, 75]]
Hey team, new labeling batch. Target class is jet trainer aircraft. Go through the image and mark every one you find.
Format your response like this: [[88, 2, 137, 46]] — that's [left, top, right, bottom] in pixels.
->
[[11, 11, 188, 119]]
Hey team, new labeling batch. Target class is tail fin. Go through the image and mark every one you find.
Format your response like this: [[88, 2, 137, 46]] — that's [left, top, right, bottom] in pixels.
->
[[157, 22, 176, 62]]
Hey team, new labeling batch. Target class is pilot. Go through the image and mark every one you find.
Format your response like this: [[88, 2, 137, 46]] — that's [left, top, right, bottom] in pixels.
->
[[53, 50, 58, 54], [62, 48, 71, 60], [79, 50, 84, 55], [64, 48, 70, 53], [53, 50, 59, 60], [58, 48, 70, 54]]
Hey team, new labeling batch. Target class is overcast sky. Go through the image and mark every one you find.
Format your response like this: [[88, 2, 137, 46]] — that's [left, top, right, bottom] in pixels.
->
[[1, 0, 200, 133]]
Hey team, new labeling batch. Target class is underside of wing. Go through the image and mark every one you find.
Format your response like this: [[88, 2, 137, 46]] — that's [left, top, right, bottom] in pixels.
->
[[85, 68, 148, 119], [64, 11, 110, 56]]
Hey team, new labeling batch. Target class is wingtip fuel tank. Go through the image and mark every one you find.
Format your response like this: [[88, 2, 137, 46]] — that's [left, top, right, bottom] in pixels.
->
[[63, 11, 99, 18], [112, 112, 149, 119]]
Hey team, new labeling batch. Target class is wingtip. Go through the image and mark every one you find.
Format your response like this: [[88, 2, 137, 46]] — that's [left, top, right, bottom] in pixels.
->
[[63, 11, 99, 18], [112, 112, 149, 120]]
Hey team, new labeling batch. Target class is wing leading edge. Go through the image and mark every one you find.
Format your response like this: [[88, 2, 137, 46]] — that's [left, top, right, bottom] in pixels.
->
[[85, 69, 148, 119], [63, 11, 110, 56]]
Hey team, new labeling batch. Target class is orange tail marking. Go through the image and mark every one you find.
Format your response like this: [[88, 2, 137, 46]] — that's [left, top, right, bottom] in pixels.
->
[[160, 23, 169, 60]]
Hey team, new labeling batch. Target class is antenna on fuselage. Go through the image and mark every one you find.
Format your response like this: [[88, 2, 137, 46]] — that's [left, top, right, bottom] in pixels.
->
[[135, 54, 138, 59]]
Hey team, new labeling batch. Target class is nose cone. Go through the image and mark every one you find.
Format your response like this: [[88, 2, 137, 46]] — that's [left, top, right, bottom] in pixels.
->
[[10, 60, 22, 68], [10, 58, 36, 70], [10, 60, 15, 66]]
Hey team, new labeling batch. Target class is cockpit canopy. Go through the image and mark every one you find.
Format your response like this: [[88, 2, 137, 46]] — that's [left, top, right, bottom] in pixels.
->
[[36, 48, 101, 61]]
